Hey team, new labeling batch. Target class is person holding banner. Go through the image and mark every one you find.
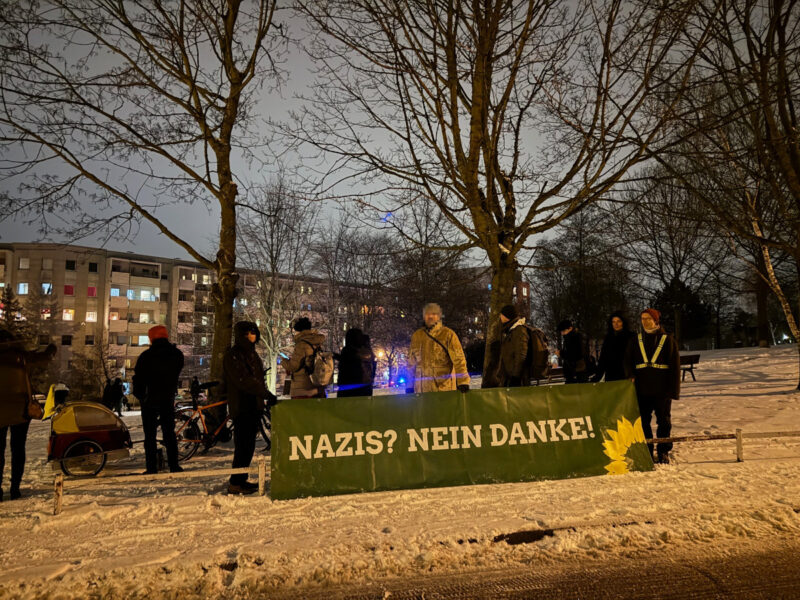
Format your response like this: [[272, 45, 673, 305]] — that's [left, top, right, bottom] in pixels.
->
[[406, 303, 470, 394], [625, 308, 680, 465]]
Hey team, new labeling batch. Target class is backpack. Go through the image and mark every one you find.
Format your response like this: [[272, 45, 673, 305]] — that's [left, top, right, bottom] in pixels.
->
[[524, 325, 551, 380], [305, 343, 334, 387]]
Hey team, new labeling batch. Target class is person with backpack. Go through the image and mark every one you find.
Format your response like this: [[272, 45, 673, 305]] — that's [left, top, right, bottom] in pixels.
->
[[557, 319, 589, 384], [335, 328, 375, 397], [132, 325, 184, 474], [496, 305, 530, 387], [284, 317, 328, 399], [406, 303, 470, 394], [223, 321, 276, 494], [625, 308, 680, 464], [592, 312, 635, 383]]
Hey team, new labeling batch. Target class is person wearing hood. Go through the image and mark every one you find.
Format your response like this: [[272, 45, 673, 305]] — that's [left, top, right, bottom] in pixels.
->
[[0, 329, 56, 501], [406, 303, 470, 394], [625, 308, 681, 464], [132, 325, 185, 474], [335, 328, 375, 397], [224, 321, 274, 495], [284, 317, 327, 399], [496, 304, 530, 387], [557, 319, 588, 384], [592, 312, 635, 383]]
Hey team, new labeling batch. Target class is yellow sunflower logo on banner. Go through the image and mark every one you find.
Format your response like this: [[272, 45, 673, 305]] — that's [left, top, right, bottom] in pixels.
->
[[602, 416, 650, 474]]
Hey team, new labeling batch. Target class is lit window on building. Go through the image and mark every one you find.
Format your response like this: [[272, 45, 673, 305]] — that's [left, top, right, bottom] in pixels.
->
[[17, 282, 28, 295], [127, 289, 135, 300], [200, 336, 208, 346], [64, 285, 74, 296], [110, 287, 120, 297], [202, 274, 211, 285], [41, 308, 51, 320], [42, 282, 52, 295], [62, 309, 75, 321], [86, 311, 97, 322], [139, 313, 149, 324], [137, 335, 149, 346], [109, 311, 119, 321], [87, 286, 97, 297], [18, 257, 29, 270], [201, 315, 209, 326]]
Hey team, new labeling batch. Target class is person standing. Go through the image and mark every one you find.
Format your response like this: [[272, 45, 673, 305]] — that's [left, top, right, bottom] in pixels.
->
[[0, 330, 56, 501], [284, 317, 327, 399], [592, 312, 635, 383], [406, 303, 470, 394], [132, 325, 184, 474], [625, 308, 680, 464], [557, 319, 588, 384], [224, 321, 274, 495], [335, 328, 375, 397], [496, 304, 530, 387]]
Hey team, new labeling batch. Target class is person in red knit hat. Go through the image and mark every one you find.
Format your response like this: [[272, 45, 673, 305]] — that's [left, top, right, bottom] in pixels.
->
[[624, 308, 681, 464], [132, 325, 185, 474]]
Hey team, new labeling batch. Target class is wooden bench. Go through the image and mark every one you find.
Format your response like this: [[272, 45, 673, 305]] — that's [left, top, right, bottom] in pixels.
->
[[680, 354, 700, 381]]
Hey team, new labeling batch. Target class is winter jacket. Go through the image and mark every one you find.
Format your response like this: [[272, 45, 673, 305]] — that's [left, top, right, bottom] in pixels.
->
[[224, 321, 269, 419], [336, 332, 375, 397], [407, 321, 470, 393], [624, 328, 681, 400], [497, 318, 530, 386], [0, 341, 56, 427], [593, 315, 635, 382], [132, 338, 184, 404], [285, 329, 327, 398]]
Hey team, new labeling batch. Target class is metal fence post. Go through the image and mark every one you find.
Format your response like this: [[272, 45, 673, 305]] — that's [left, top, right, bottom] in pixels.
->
[[53, 473, 64, 516], [735, 428, 744, 462]]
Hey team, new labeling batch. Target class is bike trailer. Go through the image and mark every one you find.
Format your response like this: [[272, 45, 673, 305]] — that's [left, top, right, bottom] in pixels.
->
[[47, 400, 132, 476]]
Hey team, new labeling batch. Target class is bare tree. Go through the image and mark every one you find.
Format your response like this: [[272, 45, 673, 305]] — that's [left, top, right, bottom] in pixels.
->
[[236, 176, 319, 392], [0, 0, 282, 384], [289, 0, 716, 374], [651, 0, 800, 385]]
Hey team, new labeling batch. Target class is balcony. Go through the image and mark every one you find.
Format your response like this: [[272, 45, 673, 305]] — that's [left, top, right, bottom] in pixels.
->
[[178, 279, 195, 291], [110, 296, 129, 309], [177, 345, 193, 356], [127, 321, 153, 334], [126, 346, 147, 358], [130, 274, 159, 287], [111, 271, 130, 285], [176, 322, 193, 334], [108, 344, 127, 357], [129, 299, 157, 310], [108, 319, 128, 333], [177, 301, 194, 313]]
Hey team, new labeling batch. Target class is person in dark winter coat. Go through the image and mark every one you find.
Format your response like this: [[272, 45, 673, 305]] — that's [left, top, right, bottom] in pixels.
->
[[592, 312, 635, 383], [0, 330, 56, 501], [557, 319, 588, 384], [285, 317, 327, 399], [624, 308, 681, 464], [132, 325, 185, 474], [335, 328, 375, 397], [224, 321, 275, 495], [102, 378, 125, 416], [497, 305, 530, 387]]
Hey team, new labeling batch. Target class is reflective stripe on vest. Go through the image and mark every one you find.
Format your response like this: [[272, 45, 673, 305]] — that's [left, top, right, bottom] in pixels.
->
[[635, 333, 669, 370]]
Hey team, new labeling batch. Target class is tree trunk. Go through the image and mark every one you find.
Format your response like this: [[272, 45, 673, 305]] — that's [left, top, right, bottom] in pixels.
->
[[755, 254, 771, 347], [482, 262, 516, 379]]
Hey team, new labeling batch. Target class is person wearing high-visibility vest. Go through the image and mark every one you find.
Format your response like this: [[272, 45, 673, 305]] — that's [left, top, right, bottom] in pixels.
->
[[624, 308, 680, 464]]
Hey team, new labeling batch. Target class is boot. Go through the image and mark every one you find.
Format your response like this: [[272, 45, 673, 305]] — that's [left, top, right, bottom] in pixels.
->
[[656, 451, 670, 465], [10, 486, 21, 500], [228, 483, 257, 495]]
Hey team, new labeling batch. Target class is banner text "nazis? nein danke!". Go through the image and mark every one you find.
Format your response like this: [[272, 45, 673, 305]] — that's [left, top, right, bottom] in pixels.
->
[[270, 380, 653, 500]]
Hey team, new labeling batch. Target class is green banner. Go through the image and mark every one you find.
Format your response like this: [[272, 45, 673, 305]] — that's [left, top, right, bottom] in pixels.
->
[[270, 380, 653, 500]]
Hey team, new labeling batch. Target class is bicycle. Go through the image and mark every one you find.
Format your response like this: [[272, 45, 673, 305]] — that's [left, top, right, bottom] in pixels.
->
[[174, 381, 273, 461]]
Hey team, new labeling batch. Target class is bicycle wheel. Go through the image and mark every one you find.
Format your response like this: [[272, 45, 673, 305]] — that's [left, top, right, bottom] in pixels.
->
[[174, 410, 201, 461], [259, 410, 272, 452], [61, 440, 107, 477]]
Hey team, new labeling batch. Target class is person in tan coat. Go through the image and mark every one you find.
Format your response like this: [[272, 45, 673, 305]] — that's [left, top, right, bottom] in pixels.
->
[[405, 303, 470, 394], [284, 317, 327, 398]]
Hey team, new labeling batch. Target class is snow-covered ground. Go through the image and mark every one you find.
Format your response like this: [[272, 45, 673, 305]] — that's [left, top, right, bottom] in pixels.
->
[[1, 345, 800, 599]]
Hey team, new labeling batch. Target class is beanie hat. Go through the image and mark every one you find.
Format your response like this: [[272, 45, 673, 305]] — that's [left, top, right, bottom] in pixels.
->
[[293, 317, 312, 332], [641, 308, 661, 324], [557, 319, 572, 331], [500, 304, 518, 320], [148, 325, 169, 342]]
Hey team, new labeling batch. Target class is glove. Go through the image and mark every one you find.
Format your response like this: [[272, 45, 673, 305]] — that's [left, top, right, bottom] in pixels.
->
[[457, 384, 470, 393], [405, 388, 415, 395]]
